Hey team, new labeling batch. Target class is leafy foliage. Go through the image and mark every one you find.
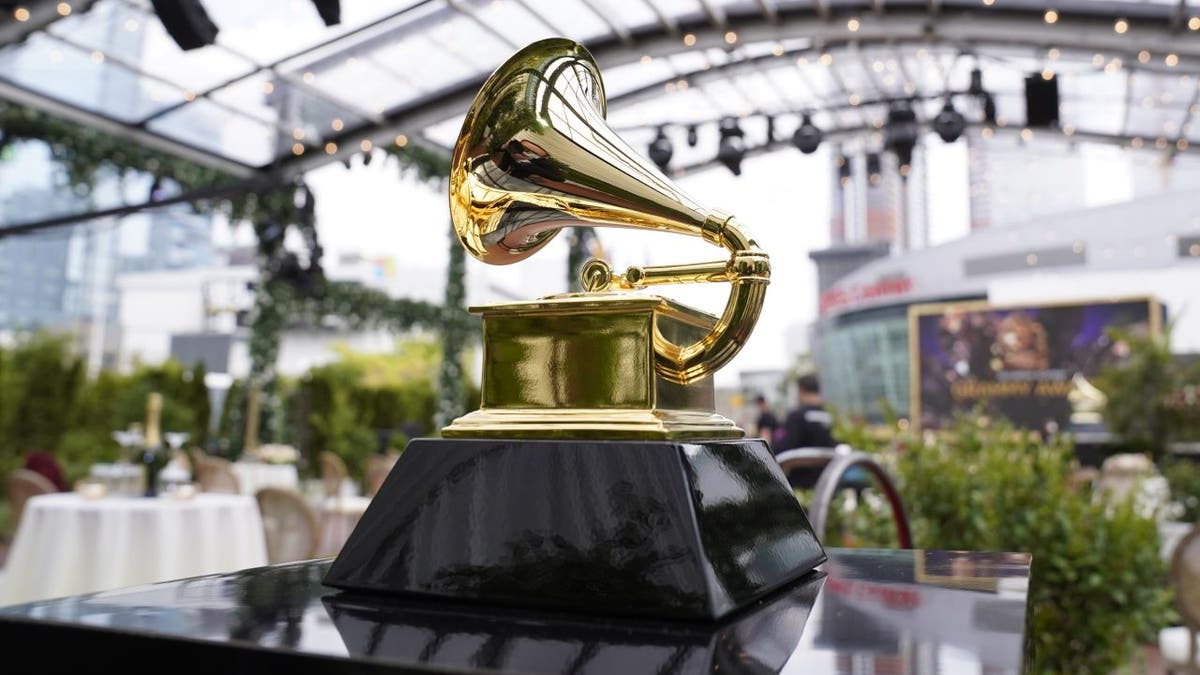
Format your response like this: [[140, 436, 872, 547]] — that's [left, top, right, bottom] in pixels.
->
[[1163, 458, 1200, 522], [0, 334, 213, 490], [1095, 328, 1181, 461], [811, 416, 1175, 674]]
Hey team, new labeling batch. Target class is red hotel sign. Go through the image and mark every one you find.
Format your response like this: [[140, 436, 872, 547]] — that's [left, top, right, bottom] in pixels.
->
[[820, 276, 913, 315]]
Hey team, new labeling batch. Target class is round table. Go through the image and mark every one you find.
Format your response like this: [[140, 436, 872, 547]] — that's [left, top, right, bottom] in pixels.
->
[[231, 462, 300, 496], [0, 493, 267, 606]]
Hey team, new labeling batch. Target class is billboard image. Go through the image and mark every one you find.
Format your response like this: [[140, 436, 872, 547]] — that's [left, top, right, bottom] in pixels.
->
[[909, 297, 1161, 432]]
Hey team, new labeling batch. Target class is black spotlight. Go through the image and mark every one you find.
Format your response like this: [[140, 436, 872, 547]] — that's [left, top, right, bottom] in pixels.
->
[[716, 117, 746, 176], [933, 98, 966, 143], [884, 101, 919, 169], [686, 124, 698, 147], [1024, 72, 1060, 128], [149, 0, 218, 51], [981, 92, 998, 126], [968, 67, 985, 96], [648, 126, 673, 172], [310, 0, 341, 26], [792, 113, 823, 154]]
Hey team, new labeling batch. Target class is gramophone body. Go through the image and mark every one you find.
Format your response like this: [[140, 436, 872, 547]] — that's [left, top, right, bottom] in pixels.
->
[[442, 38, 771, 438], [325, 39, 825, 620]]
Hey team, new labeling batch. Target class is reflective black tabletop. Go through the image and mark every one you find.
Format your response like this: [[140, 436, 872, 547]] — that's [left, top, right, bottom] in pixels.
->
[[0, 548, 1031, 674]]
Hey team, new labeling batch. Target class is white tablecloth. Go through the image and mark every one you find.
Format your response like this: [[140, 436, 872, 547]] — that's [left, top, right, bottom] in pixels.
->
[[0, 493, 267, 606], [231, 462, 299, 496]]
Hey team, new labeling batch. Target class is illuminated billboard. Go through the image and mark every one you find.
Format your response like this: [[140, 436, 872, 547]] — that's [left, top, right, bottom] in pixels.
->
[[909, 297, 1162, 432]]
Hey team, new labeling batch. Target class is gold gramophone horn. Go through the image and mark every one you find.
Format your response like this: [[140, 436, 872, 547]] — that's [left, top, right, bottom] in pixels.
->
[[450, 38, 769, 385]]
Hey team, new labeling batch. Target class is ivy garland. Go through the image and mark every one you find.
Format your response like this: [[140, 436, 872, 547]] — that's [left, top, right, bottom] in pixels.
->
[[1, 101, 477, 436]]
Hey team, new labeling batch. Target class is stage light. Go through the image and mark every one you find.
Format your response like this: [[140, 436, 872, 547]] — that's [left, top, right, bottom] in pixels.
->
[[792, 113, 823, 154], [933, 98, 966, 142], [982, 92, 997, 125], [686, 124, 698, 147], [884, 101, 918, 169], [1024, 72, 1060, 127], [968, 68, 984, 96], [647, 126, 673, 172], [716, 117, 746, 176], [149, 0, 218, 51], [310, 0, 340, 26]]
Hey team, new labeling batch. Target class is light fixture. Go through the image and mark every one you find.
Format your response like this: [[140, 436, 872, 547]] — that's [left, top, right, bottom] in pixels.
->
[[933, 98, 966, 143], [149, 0, 218, 51], [982, 92, 997, 125], [686, 124, 698, 147], [1114, 19, 1128, 34], [792, 113, 822, 154], [792, 113, 820, 154], [14, 7, 30, 21], [310, 0, 340, 26], [647, 126, 673, 172], [1044, 9, 1058, 24], [884, 101, 919, 170], [716, 117, 746, 176]]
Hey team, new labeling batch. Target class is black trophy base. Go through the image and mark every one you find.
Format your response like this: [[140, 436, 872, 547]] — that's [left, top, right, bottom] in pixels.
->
[[323, 437, 826, 620]]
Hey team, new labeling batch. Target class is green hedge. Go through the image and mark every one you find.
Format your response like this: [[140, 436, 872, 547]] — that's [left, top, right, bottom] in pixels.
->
[[810, 418, 1174, 674]]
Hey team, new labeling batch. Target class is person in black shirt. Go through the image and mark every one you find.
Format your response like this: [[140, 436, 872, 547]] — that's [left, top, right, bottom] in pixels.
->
[[753, 395, 779, 446], [779, 373, 837, 452]]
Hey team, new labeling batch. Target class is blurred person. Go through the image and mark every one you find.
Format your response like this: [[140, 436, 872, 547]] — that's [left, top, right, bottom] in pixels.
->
[[753, 395, 779, 446], [23, 449, 66, 491], [779, 374, 837, 452]]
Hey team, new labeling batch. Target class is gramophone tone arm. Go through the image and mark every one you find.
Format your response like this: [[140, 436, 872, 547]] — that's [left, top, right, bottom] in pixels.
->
[[581, 259, 732, 291]]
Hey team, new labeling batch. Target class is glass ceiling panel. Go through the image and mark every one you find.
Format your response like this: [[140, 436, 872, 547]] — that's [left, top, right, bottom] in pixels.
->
[[46, 0, 254, 92], [204, 0, 428, 66], [521, 0, 611, 42], [4, 0, 1199, 175], [146, 98, 278, 166], [584, 0, 659, 32], [0, 32, 184, 122]]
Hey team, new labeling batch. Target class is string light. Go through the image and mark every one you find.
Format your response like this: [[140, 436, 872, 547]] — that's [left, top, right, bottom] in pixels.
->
[[1042, 68, 1054, 80], [1138, 50, 1151, 63], [982, 0, 994, 5], [1177, 139, 1189, 151], [263, 82, 274, 94], [1048, 48, 1060, 60], [359, 139, 372, 152], [90, 51, 104, 63], [1091, 53, 1104, 66], [331, 118, 344, 131], [183, 90, 196, 101], [1165, 53, 1179, 67], [1190, 17, 1200, 31], [56, 2, 71, 16], [1021, 128, 1034, 142], [639, 54, 652, 65], [292, 129, 305, 140], [848, 93, 861, 106], [772, 44, 784, 57], [292, 143, 304, 156], [683, 33, 696, 46], [847, 18, 860, 32], [1131, 137, 1144, 148], [1044, 9, 1058, 24], [303, 71, 315, 83], [819, 52, 833, 65], [394, 134, 408, 147], [324, 142, 338, 154], [13, 7, 29, 21], [1113, 19, 1128, 34], [724, 31, 738, 44]]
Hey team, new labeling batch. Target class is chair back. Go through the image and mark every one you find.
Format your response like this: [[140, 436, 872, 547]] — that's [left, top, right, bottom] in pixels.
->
[[367, 452, 400, 497], [197, 457, 241, 494], [255, 487, 321, 564], [1172, 524, 1200, 666], [9, 469, 56, 528], [319, 451, 349, 498]]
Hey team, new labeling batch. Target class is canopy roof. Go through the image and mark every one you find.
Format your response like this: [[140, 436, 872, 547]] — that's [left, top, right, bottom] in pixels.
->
[[2, 0, 1200, 179]]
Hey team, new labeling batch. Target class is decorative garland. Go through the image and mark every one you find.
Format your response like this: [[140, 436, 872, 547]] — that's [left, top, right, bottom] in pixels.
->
[[1, 101, 476, 437]]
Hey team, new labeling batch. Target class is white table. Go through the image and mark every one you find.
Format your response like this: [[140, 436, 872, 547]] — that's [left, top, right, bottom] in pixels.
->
[[0, 493, 267, 606], [231, 461, 300, 496]]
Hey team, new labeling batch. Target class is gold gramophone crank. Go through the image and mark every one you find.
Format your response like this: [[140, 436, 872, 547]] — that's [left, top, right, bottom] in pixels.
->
[[443, 38, 770, 440]]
